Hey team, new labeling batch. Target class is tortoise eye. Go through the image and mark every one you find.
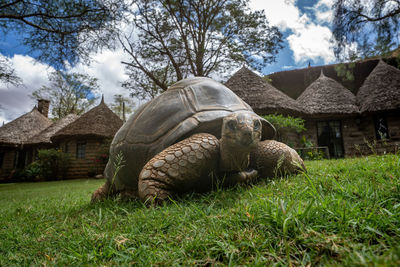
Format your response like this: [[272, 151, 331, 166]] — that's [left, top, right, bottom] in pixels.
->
[[254, 120, 261, 131], [227, 120, 237, 130]]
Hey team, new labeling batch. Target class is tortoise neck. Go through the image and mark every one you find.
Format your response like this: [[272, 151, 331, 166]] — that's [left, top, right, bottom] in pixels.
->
[[219, 137, 250, 172]]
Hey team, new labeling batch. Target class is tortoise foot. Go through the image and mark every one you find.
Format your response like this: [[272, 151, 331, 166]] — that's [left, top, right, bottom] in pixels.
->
[[250, 140, 306, 178], [91, 181, 115, 203]]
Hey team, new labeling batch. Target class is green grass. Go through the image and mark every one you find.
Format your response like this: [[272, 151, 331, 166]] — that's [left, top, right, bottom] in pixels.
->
[[1, 154, 400, 266]]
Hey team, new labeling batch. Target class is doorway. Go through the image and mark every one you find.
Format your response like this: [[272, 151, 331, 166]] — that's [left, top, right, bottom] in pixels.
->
[[317, 120, 344, 158]]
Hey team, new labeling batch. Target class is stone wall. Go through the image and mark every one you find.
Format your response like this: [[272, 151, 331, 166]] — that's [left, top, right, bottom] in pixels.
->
[[0, 149, 16, 180], [344, 114, 400, 156], [277, 112, 400, 158], [59, 138, 108, 179]]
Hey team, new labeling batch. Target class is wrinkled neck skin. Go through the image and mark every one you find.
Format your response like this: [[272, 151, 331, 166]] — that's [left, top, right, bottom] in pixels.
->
[[219, 137, 252, 172], [218, 112, 262, 172]]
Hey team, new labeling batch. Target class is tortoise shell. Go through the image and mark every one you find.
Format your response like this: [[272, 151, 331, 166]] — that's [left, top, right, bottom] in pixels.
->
[[104, 77, 275, 194]]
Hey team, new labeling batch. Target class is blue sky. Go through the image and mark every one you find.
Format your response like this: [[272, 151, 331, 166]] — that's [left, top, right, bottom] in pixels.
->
[[0, 0, 337, 124]]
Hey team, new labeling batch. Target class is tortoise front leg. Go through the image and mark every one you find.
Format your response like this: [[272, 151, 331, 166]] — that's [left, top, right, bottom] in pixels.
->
[[91, 180, 117, 203], [221, 169, 259, 186], [250, 140, 306, 178], [138, 133, 220, 206]]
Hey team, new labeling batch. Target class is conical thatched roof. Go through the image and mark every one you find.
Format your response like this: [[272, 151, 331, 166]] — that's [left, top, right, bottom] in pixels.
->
[[225, 67, 303, 115], [357, 60, 400, 113], [0, 108, 52, 146], [297, 71, 358, 117], [51, 99, 123, 141], [27, 114, 80, 145]]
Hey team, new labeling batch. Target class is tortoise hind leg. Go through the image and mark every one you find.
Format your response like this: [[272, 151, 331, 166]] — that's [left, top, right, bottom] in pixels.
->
[[138, 133, 220, 206], [250, 140, 306, 178]]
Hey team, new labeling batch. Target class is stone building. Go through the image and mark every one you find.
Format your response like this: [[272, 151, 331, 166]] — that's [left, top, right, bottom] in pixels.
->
[[0, 98, 123, 181], [225, 66, 303, 116], [51, 97, 123, 179], [227, 59, 400, 158]]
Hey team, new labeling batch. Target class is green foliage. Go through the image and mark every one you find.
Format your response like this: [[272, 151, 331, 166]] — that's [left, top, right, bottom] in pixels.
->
[[1, 155, 400, 265], [31, 71, 99, 120], [22, 161, 42, 181], [333, 0, 400, 60], [0, 0, 126, 69], [109, 94, 135, 121], [263, 114, 305, 133], [31, 149, 71, 181], [110, 151, 125, 196], [299, 136, 326, 160], [121, 0, 283, 98], [334, 61, 356, 84], [263, 75, 273, 84], [0, 55, 21, 85]]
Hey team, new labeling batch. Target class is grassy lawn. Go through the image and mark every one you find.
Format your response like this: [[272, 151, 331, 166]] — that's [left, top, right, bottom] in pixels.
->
[[1, 155, 400, 266]]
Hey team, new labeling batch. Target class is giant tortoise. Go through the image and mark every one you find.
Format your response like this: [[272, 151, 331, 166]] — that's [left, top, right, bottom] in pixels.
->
[[92, 77, 304, 205]]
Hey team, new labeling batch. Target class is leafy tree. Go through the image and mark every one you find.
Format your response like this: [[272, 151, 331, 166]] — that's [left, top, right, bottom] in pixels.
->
[[0, 0, 127, 83], [110, 94, 135, 121], [120, 0, 283, 98], [31, 71, 99, 120], [333, 0, 400, 60], [0, 54, 21, 85]]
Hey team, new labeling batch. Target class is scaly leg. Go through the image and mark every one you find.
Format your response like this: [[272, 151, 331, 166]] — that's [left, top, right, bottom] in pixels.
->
[[138, 133, 220, 206], [250, 140, 306, 178]]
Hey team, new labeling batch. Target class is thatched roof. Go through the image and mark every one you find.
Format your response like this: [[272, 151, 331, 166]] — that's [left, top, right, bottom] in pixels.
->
[[357, 60, 400, 113], [267, 59, 380, 99], [225, 67, 303, 115], [0, 108, 52, 146], [297, 71, 359, 117], [51, 99, 123, 141], [27, 114, 79, 145]]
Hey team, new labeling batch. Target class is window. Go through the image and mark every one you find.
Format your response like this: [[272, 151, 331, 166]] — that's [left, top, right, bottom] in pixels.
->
[[317, 120, 344, 158], [374, 116, 389, 140], [76, 141, 86, 159]]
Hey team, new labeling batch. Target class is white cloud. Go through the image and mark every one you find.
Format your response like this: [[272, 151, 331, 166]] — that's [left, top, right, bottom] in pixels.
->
[[249, 0, 303, 31], [312, 0, 334, 23], [0, 47, 135, 124], [287, 24, 335, 64], [250, 0, 336, 65], [0, 54, 54, 123], [68, 48, 131, 107]]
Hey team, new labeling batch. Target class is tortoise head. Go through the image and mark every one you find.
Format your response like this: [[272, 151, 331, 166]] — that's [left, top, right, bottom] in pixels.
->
[[221, 112, 262, 151]]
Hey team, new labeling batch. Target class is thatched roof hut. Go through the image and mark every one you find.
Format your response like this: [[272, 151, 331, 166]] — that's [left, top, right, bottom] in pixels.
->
[[296, 71, 359, 117], [357, 60, 400, 113], [27, 114, 79, 145], [51, 99, 123, 142], [267, 60, 379, 99], [0, 108, 52, 146], [225, 67, 303, 115]]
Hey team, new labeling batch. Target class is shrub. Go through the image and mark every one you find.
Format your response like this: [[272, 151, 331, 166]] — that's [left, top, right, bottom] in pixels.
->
[[23, 149, 71, 181], [38, 149, 70, 180], [298, 135, 326, 160], [263, 114, 306, 146], [263, 114, 305, 133], [22, 161, 42, 181]]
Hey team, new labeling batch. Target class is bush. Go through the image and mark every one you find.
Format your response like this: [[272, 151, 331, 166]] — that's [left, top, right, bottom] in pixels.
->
[[263, 114, 305, 133], [37, 149, 70, 180], [21, 149, 71, 181], [22, 161, 42, 181], [263, 114, 306, 146], [298, 135, 326, 160]]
